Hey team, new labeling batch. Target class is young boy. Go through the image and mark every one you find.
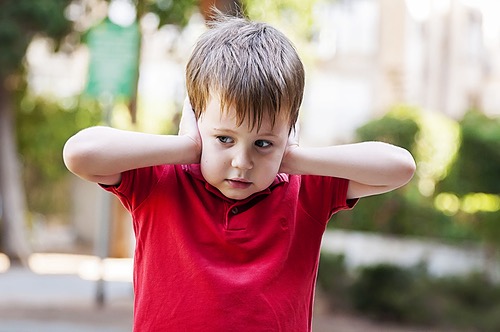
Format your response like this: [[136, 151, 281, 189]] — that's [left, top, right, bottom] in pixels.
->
[[64, 13, 415, 332]]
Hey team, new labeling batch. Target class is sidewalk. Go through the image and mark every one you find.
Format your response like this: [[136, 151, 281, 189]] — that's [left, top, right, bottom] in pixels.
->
[[0, 265, 133, 332]]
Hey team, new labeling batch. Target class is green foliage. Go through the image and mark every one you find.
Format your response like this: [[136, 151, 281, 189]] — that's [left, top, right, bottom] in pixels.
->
[[16, 95, 101, 215], [438, 110, 500, 195], [0, 0, 72, 77], [351, 264, 433, 324], [317, 258, 500, 331], [332, 106, 500, 245], [434, 110, 500, 246], [333, 106, 473, 240], [350, 264, 500, 330], [475, 211, 500, 246], [334, 191, 473, 239], [243, 0, 324, 59], [356, 109, 419, 154], [435, 274, 500, 331], [136, 0, 198, 26], [317, 253, 351, 310], [7, 0, 200, 218]]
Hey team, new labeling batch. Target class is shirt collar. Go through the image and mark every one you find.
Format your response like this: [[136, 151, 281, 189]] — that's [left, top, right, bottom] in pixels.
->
[[182, 164, 289, 203]]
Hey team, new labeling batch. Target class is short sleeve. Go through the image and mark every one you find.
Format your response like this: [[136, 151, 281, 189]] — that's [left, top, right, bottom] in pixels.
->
[[100, 165, 164, 213], [298, 175, 358, 224]]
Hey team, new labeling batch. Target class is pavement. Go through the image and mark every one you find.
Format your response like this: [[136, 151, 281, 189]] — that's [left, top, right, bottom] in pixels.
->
[[0, 263, 133, 332]]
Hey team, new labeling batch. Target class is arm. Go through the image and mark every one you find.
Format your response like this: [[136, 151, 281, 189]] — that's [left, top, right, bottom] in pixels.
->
[[63, 98, 201, 185], [280, 141, 416, 199]]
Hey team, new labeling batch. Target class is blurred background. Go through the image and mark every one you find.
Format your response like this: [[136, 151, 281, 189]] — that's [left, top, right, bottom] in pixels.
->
[[1, 0, 500, 331]]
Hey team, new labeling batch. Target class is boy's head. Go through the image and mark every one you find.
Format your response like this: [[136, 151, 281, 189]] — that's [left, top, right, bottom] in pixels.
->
[[185, 12, 305, 200], [186, 12, 305, 132]]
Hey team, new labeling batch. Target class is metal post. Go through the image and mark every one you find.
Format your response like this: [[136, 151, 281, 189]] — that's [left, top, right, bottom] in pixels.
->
[[95, 93, 114, 306]]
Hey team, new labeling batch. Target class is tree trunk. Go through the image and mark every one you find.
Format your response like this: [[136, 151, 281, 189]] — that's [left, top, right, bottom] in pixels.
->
[[0, 79, 31, 264]]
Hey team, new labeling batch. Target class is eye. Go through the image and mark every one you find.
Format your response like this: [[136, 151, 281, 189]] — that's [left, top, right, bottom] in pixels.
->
[[217, 136, 234, 144], [255, 140, 272, 148]]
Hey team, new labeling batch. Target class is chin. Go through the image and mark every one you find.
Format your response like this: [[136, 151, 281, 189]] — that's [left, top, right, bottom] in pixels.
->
[[222, 192, 252, 200], [220, 189, 255, 201]]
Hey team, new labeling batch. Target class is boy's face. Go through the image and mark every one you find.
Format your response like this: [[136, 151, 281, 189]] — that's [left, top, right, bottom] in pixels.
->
[[197, 95, 290, 200]]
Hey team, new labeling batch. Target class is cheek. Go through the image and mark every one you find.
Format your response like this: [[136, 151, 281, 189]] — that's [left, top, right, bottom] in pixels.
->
[[257, 152, 284, 177], [269, 146, 287, 165], [200, 143, 227, 173]]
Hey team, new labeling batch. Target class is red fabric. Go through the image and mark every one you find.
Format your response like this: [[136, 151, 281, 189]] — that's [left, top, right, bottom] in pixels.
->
[[103, 164, 356, 331]]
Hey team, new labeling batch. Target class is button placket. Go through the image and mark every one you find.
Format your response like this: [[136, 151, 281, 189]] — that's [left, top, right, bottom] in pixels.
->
[[225, 203, 247, 231]]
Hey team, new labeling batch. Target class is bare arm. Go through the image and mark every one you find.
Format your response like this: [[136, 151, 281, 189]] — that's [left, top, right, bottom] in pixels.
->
[[280, 141, 416, 199], [63, 99, 201, 185]]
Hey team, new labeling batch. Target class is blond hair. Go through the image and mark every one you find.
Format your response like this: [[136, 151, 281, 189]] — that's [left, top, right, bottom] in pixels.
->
[[186, 12, 305, 131]]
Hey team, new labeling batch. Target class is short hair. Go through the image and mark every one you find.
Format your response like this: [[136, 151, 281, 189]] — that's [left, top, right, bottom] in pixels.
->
[[186, 12, 305, 131]]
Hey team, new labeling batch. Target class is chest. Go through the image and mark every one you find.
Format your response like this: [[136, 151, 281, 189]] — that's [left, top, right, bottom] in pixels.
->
[[137, 180, 323, 262]]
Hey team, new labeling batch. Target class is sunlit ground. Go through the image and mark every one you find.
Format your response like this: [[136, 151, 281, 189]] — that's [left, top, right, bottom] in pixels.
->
[[0, 252, 132, 282]]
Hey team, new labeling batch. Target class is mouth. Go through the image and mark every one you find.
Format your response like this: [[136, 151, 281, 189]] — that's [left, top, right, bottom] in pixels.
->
[[226, 178, 252, 189]]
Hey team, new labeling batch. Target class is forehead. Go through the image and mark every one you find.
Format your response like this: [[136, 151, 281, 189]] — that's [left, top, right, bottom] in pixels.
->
[[202, 95, 289, 135]]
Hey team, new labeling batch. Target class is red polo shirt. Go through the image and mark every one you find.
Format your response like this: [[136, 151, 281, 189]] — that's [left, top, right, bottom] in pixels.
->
[[103, 164, 355, 331]]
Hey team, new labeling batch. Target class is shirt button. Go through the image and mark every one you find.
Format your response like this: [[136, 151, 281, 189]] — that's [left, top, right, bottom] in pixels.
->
[[231, 207, 239, 215]]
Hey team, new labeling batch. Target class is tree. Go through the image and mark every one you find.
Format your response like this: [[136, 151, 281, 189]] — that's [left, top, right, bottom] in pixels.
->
[[0, 0, 72, 262]]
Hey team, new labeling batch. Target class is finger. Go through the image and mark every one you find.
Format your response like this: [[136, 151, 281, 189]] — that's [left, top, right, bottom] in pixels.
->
[[184, 98, 197, 124], [179, 97, 196, 135], [183, 97, 195, 117], [288, 121, 300, 146]]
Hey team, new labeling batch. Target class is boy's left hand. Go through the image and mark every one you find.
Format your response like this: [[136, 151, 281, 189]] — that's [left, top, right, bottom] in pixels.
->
[[279, 124, 300, 174]]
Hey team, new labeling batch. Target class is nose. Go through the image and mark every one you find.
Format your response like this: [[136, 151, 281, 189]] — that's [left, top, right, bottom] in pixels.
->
[[231, 148, 253, 170]]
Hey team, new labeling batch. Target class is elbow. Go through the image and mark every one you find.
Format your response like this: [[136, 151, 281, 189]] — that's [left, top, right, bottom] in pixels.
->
[[62, 127, 104, 176], [63, 134, 89, 176], [63, 137, 81, 175], [395, 148, 417, 188]]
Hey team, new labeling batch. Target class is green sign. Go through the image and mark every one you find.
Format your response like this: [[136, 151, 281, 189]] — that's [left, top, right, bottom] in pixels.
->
[[85, 19, 140, 99]]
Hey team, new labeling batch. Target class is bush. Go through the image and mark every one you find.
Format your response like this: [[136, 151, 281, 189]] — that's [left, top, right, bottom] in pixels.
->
[[317, 253, 351, 310], [350, 264, 434, 325], [437, 110, 500, 195], [435, 110, 500, 247], [16, 95, 101, 216], [434, 274, 500, 331], [316, 260, 500, 331], [332, 106, 500, 245]]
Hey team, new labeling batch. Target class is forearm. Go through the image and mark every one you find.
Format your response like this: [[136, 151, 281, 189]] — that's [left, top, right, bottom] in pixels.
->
[[63, 126, 200, 180], [283, 141, 416, 188]]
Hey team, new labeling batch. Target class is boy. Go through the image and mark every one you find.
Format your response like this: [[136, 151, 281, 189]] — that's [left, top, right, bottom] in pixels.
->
[[63, 13, 415, 332]]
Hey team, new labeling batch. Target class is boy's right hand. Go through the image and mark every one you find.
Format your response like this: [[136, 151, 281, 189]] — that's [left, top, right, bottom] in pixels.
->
[[178, 97, 202, 161]]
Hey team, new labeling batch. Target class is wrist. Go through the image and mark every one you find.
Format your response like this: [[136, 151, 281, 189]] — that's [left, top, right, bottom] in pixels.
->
[[280, 145, 301, 174], [180, 134, 202, 164]]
